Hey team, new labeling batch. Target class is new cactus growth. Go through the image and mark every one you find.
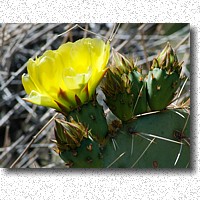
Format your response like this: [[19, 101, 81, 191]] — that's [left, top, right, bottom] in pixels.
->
[[53, 117, 89, 152], [101, 50, 147, 121], [53, 118, 103, 168], [146, 43, 183, 111]]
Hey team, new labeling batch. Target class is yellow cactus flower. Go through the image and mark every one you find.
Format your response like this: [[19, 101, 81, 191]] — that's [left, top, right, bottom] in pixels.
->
[[22, 38, 110, 113]]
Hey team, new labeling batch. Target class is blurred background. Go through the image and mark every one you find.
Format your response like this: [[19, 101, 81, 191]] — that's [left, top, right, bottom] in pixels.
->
[[0, 23, 190, 168]]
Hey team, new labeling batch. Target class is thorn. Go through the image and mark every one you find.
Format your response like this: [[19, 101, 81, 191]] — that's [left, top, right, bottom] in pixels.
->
[[139, 91, 143, 97], [156, 85, 161, 90], [139, 76, 143, 82], [52, 147, 60, 154], [172, 81, 178, 88], [71, 150, 78, 157], [151, 73, 155, 80], [87, 144, 93, 151], [86, 157, 93, 163], [90, 114, 96, 120]]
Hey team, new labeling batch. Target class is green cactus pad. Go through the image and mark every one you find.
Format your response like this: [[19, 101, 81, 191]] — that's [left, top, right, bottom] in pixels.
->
[[129, 70, 147, 115], [60, 138, 103, 168], [147, 68, 181, 111], [68, 100, 108, 142], [106, 92, 135, 122], [103, 109, 190, 168], [101, 51, 148, 121], [102, 70, 147, 121]]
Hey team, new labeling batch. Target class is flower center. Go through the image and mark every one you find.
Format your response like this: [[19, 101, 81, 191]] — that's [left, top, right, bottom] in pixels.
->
[[63, 66, 92, 90]]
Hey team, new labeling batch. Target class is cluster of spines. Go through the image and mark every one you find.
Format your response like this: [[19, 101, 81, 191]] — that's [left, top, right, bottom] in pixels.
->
[[53, 117, 89, 152]]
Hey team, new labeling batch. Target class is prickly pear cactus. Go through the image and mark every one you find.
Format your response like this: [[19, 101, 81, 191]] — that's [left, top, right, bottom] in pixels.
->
[[53, 43, 189, 168], [22, 37, 190, 168], [146, 43, 183, 111]]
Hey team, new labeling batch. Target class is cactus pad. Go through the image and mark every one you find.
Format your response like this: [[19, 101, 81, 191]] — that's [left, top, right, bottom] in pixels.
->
[[67, 99, 108, 142], [60, 138, 103, 168], [103, 109, 190, 168], [147, 68, 181, 110], [101, 51, 147, 121]]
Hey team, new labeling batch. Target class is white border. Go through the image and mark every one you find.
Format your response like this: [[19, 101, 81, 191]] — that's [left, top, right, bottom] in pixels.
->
[[1, 0, 200, 199]]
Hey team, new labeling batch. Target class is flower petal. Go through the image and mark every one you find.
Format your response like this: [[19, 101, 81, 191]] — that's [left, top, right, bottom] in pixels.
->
[[27, 58, 41, 92], [38, 51, 63, 94], [90, 39, 110, 71], [22, 38, 110, 112], [24, 90, 61, 111], [70, 39, 91, 73], [88, 68, 108, 97], [22, 74, 38, 94], [57, 42, 73, 69]]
